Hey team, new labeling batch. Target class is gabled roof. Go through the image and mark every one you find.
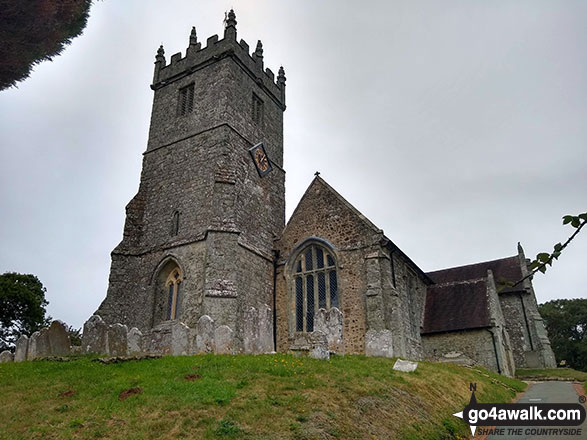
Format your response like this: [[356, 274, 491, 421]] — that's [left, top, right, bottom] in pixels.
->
[[427, 255, 525, 293], [284, 176, 432, 283], [422, 279, 491, 334], [286, 175, 380, 232]]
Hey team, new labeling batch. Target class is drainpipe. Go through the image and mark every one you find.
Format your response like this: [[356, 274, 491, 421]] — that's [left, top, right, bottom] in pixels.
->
[[487, 328, 502, 375], [272, 250, 280, 352]]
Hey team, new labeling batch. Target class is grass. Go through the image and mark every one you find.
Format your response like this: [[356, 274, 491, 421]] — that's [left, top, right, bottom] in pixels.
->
[[0, 354, 526, 440], [516, 368, 587, 393]]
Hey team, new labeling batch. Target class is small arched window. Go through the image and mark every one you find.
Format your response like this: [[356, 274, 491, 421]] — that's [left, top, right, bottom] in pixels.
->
[[166, 268, 182, 320], [171, 211, 180, 236], [293, 243, 339, 333]]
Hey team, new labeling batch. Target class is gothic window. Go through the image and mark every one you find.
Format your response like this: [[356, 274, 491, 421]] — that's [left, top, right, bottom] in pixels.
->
[[252, 93, 264, 124], [171, 210, 180, 236], [177, 83, 194, 116], [166, 268, 182, 320], [293, 244, 339, 332]]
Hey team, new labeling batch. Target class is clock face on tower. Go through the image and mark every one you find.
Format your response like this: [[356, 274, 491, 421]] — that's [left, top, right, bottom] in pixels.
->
[[249, 143, 273, 177]]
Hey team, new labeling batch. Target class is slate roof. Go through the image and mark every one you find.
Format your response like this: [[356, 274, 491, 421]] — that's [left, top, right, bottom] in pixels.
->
[[422, 279, 491, 334], [427, 255, 525, 293], [422, 255, 526, 335]]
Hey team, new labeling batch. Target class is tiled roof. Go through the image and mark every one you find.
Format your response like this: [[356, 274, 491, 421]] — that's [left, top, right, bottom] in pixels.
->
[[422, 279, 491, 334], [427, 255, 525, 293]]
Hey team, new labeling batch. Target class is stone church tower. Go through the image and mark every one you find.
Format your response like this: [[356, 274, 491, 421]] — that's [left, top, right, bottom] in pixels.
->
[[97, 11, 286, 351]]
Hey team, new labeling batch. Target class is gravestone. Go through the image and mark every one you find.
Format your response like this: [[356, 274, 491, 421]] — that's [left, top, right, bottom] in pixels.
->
[[0, 350, 13, 362], [243, 307, 259, 354], [258, 303, 273, 353], [127, 327, 143, 355], [393, 359, 418, 372], [46, 320, 71, 356], [214, 325, 233, 354], [171, 321, 191, 355], [107, 323, 128, 356], [365, 329, 393, 358], [14, 335, 28, 362], [308, 331, 329, 360], [82, 315, 108, 354], [196, 315, 215, 353]]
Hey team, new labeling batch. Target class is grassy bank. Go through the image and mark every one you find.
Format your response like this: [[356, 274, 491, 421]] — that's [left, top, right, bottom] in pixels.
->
[[0, 354, 525, 440]]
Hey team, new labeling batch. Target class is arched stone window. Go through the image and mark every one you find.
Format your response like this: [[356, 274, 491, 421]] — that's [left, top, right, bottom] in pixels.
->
[[171, 211, 180, 236], [292, 243, 339, 332], [166, 267, 182, 320]]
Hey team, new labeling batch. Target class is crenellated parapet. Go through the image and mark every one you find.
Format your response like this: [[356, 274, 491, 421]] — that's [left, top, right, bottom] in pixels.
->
[[151, 9, 286, 109]]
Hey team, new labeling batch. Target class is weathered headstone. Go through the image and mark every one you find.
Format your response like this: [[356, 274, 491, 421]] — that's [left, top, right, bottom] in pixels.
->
[[0, 350, 14, 362], [314, 307, 344, 354], [214, 325, 233, 354], [258, 303, 273, 353], [393, 359, 418, 372], [308, 330, 329, 360], [46, 320, 71, 356], [127, 327, 143, 355], [171, 321, 191, 355], [243, 307, 259, 354], [27, 331, 40, 360], [196, 315, 215, 353], [28, 327, 51, 359], [107, 323, 128, 356], [14, 335, 28, 362], [147, 322, 172, 355], [365, 329, 393, 358], [82, 315, 108, 355]]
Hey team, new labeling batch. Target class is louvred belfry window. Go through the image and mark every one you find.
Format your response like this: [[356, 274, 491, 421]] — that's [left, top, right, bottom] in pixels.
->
[[293, 244, 339, 332], [177, 83, 194, 116]]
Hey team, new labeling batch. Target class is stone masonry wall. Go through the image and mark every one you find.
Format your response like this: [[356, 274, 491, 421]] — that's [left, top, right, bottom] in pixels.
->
[[275, 177, 427, 358], [422, 329, 501, 374], [100, 19, 286, 348]]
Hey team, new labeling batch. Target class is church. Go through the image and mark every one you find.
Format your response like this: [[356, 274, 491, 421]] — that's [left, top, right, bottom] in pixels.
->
[[95, 11, 555, 376]]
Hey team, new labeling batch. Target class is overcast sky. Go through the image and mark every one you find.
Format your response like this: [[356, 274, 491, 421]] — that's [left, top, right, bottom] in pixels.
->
[[1, 1, 585, 329]]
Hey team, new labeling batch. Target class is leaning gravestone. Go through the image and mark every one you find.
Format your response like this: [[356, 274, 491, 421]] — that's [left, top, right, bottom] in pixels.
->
[[0, 350, 14, 362], [46, 320, 71, 356], [82, 315, 109, 355], [214, 325, 233, 354], [14, 335, 28, 362], [196, 315, 215, 353]]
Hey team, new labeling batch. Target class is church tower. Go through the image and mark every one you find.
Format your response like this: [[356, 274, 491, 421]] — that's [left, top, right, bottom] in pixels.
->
[[97, 11, 286, 351]]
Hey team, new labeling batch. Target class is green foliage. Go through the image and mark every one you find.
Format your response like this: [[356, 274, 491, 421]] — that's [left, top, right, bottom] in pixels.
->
[[0, 272, 51, 351], [527, 212, 586, 276], [539, 299, 587, 372], [500, 211, 586, 292], [0, 0, 94, 90], [66, 325, 82, 346]]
